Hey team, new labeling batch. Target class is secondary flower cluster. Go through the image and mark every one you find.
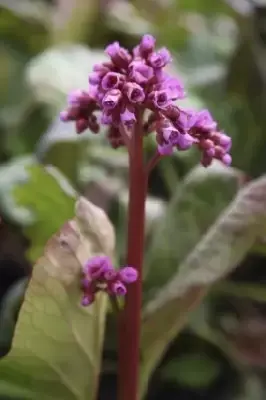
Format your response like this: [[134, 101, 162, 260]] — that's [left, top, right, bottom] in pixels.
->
[[60, 34, 232, 167], [80, 255, 138, 306]]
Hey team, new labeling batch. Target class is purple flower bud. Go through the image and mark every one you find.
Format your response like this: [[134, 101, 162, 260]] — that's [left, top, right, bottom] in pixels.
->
[[81, 293, 95, 306], [102, 89, 122, 109], [104, 269, 118, 281], [205, 147, 215, 158], [219, 134, 232, 151], [148, 48, 172, 68], [60, 110, 69, 122], [120, 107, 136, 125], [119, 266, 138, 284], [105, 41, 120, 58], [151, 90, 171, 109], [101, 72, 124, 91], [125, 82, 145, 104], [110, 281, 127, 296], [139, 34, 156, 56], [105, 42, 131, 68], [84, 255, 113, 279], [222, 153, 232, 166]]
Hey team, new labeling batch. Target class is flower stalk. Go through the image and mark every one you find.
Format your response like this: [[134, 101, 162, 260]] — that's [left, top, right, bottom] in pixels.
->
[[118, 112, 146, 400]]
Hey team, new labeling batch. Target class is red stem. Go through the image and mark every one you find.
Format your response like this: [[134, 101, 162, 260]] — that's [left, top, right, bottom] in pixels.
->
[[118, 114, 146, 400]]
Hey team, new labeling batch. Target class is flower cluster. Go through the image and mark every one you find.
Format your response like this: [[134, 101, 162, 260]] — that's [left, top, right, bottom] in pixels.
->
[[60, 34, 232, 167], [80, 255, 138, 306]]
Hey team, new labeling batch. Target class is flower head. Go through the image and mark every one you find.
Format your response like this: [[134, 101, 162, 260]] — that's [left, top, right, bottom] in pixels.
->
[[60, 34, 232, 166], [80, 257, 138, 307], [139, 34, 156, 57]]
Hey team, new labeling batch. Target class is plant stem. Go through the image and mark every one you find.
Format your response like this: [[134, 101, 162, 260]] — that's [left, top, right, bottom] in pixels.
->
[[118, 114, 146, 400]]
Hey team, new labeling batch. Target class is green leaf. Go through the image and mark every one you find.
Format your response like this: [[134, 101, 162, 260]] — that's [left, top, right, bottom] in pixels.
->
[[0, 156, 77, 261], [15, 165, 77, 262], [161, 353, 221, 388], [144, 161, 243, 298], [0, 196, 115, 400], [140, 175, 266, 398]]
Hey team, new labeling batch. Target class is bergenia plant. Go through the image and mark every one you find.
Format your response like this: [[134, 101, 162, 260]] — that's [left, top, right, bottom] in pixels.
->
[[59, 34, 232, 400]]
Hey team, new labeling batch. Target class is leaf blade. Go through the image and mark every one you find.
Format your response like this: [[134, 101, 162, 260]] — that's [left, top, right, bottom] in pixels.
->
[[0, 197, 115, 400], [144, 161, 243, 298], [140, 175, 266, 398]]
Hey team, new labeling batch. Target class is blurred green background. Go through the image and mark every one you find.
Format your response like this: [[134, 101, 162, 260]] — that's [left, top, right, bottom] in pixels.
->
[[1, 0, 266, 399]]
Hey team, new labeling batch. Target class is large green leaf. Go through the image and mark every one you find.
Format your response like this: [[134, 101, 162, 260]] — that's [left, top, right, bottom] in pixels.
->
[[0, 196, 115, 400], [0, 156, 77, 261], [144, 161, 244, 298], [140, 175, 266, 398]]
